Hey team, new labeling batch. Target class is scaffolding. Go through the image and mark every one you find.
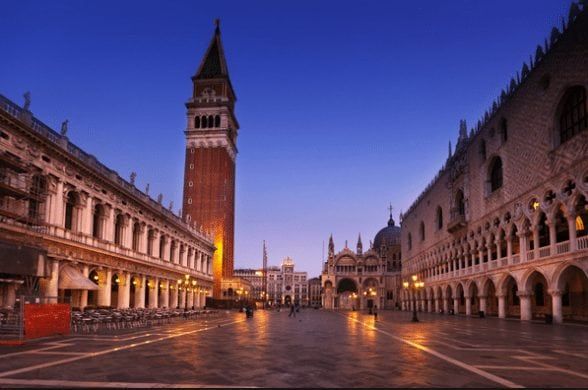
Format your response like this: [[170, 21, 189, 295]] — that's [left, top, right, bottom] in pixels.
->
[[0, 150, 46, 228]]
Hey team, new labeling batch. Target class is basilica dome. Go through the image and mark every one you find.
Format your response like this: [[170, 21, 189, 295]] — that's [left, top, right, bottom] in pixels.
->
[[373, 214, 401, 249]]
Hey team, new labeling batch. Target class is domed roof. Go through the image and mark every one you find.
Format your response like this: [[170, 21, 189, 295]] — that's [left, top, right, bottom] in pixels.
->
[[373, 214, 401, 249]]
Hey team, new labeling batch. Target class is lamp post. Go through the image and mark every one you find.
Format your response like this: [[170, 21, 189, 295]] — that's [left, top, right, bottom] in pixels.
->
[[178, 274, 195, 311], [403, 275, 425, 322], [363, 287, 377, 314]]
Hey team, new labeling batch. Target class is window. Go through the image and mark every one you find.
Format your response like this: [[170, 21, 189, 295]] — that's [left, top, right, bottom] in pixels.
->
[[455, 190, 465, 217], [214, 115, 220, 127], [489, 157, 503, 192], [407, 233, 412, 250], [479, 139, 487, 161], [500, 118, 508, 143], [28, 175, 46, 222], [195, 116, 201, 128], [114, 214, 124, 245], [419, 222, 425, 241], [132, 222, 141, 251], [147, 229, 155, 256], [64, 192, 77, 230], [559, 86, 587, 144], [436, 206, 443, 230], [202, 116, 208, 128], [92, 204, 105, 239]]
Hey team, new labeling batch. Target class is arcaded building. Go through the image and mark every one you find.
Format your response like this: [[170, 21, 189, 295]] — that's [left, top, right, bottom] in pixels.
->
[[321, 212, 403, 310], [0, 94, 214, 310], [400, 5, 588, 323]]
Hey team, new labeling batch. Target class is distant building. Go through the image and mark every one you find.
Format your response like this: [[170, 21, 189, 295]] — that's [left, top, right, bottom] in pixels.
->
[[321, 211, 403, 310], [233, 268, 264, 300], [308, 277, 322, 307]]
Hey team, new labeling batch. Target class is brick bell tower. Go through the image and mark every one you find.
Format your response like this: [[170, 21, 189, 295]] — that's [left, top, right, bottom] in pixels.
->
[[183, 20, 238, 298]]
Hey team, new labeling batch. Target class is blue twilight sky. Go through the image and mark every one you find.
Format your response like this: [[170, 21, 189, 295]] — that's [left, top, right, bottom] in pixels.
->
[[0, 0, 571, 276]]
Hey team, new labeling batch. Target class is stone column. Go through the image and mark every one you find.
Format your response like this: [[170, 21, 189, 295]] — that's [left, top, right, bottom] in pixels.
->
[[548, 219, 557, 255], [453, 296, 459, 315], [518, 292, 532, 321], [39, 259, 60, 303], [81, 195, 94, 235], [140, 225, 148, 254], [568, 214, 577, 251], [118, 272, 131, 308], [149, 277, 159, 308], [135, 275, 146, 308], [427, 298, 433, 313], [152, 231, 161, 259], [496, 238, 502, 259], [434, 298, 440, 313], [497, 294, 506, 318], [52, 179, 64, 226], [171, 284, 178, 308], [550, 290, 563, 324], [97, 268, 112, 307], [533, 227, 540, 259], [187, 289, 194, 309], [80, 264, 89, 309], [160, 280, 169, 308], [179, 288, 185, 308], [443, 298, 449, 313], [506, 236, 512, 261], [518, 232, 527, 262], [465, 296, 472, 316]]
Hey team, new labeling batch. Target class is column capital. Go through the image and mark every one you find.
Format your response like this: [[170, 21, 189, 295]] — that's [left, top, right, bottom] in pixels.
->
[[548, 289, 563, 297], [516, 290, 532, 298]]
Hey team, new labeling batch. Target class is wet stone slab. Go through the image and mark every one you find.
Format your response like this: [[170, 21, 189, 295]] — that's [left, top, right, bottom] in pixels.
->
[[0, 310, 587, 387]]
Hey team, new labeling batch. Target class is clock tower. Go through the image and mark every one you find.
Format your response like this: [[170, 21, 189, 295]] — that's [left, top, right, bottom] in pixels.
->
[[183, 21, 238, 298]]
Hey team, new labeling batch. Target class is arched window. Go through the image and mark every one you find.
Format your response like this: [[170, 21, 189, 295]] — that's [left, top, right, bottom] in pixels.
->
[[559, 86, 587, 144], [159, 235, 166, 259], [455, 189, 465, 216], [436, 206, 443, 230], [195, 116, 201, 129], [538, 212, 549, 247], [147, 229, 155, 256], [554, 206, 569, 243], [132, 222, 141, 251], [92, 204, 105, 239], [489, 157, 503, 192], [419, 221, 425, 241], [201, 116, 208, 128], [64, 191, 78, 231], [114, 214, 124, 245], [576, 195, 588, 238], [208, 115, 214, 128], [214, 115, 220, 127], [170, 240, 176, 263]]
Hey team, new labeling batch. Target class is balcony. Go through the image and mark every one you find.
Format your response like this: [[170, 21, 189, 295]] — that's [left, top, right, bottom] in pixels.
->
[[447, 208, 467, 233]]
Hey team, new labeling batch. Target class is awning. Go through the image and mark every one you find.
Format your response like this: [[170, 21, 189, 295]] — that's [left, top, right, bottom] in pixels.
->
[[58, 265, 99, 290]]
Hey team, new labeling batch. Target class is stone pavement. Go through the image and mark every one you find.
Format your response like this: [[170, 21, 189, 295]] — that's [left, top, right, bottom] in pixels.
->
[[0, 309, 587, 388]]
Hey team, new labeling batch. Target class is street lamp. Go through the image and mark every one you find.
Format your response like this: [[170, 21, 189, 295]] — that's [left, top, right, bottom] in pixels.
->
[[403, 275, 425, 322], [178, 274, 195, 311], [363, 287, 377, 314]]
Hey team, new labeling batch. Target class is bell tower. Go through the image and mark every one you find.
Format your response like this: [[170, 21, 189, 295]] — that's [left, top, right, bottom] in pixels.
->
[[183, 20, 239, 298]]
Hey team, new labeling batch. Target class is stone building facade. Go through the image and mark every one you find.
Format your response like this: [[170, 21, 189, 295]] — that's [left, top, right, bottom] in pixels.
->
[[233, 268, 263, 300], [321, 213, 403, 310], [0, 94, 214, 310], [267, 258, 308, 306], [400, 4, 588, 324], [308, 277, 322, 308]]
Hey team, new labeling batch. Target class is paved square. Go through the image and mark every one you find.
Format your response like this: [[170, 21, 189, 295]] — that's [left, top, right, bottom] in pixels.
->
[[0, 310, 587, 388]]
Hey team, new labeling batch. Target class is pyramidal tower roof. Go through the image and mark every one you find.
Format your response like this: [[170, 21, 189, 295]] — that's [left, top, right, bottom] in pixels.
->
[[194, 19, 230, 80]]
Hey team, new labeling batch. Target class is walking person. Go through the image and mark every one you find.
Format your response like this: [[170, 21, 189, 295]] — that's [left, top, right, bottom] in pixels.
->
[[288, 303, 296, 318], [373, 304, 378, 321]]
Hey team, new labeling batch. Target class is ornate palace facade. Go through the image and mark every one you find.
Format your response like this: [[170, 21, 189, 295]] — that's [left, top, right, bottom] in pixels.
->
[[400, 4, 588, 323], [321, 212, 403, 310]]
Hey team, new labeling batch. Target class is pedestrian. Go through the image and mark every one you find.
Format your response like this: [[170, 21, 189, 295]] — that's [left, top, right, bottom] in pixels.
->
[[288, 303, 296, 318], [373, 305, 378, 321]]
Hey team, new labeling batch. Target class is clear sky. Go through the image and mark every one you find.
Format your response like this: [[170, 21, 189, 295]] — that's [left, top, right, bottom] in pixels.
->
[[1, 0, 571, 276]]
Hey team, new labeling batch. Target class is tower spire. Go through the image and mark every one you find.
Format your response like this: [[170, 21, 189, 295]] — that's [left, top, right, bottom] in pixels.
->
[[357, 233, 363, 255], [388, 204, 395, 227], [328, 234, 335, 257]]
